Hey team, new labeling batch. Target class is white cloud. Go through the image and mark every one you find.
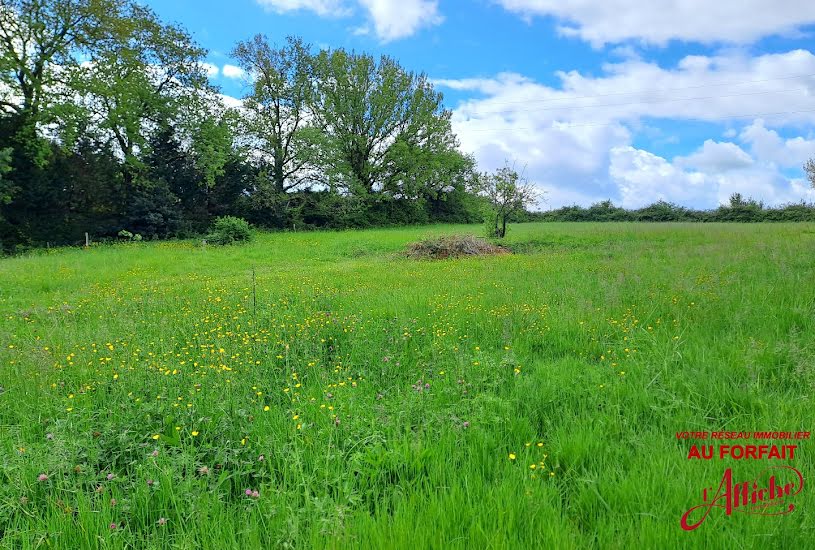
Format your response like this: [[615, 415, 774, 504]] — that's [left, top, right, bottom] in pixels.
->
[[202, 63, 220, 78], [357, 0, 443, 42], [218, 94, 244, 109], [700, 164, 815, 206], [536, 184, 612, 209], [495, 0, 815, 46], [222, 64, 247, 79], [255, 0, 347, 17], [611, 146, 815, 208], [440, 50, 815, 129], [710, 168, 795, 205], [435, 49, 815, 209], [254, 0, 442, 41], [739, 119, 815, 168], [675, 140, 754, 172], [789, 178, 815, 203], [610, 146, 715, 208]]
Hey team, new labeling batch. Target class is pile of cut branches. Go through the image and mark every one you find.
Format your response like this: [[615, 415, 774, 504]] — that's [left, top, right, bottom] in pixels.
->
[[406, 235, 509, 259]]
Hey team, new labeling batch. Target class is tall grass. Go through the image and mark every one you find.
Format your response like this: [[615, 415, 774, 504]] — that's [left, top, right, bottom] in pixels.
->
[[1, 223, 813, 548]]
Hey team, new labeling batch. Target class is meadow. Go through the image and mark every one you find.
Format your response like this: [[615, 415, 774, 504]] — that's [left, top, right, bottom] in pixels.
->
[[1, 222, 813, 549]]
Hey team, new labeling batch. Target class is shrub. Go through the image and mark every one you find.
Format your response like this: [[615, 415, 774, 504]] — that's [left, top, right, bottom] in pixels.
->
[[206, 216, 252, 245], [117, 229, 143, 242], [634, 200, 694, 222]]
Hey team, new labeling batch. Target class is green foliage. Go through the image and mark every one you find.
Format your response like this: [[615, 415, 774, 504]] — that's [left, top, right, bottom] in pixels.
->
[[117, 229, 142, 241], [473, 163, 539, 238], [585, 199, 630, 221], [635, 200, 695, 222], [206, 216, 252, 245], [231, 35, 318, 195], [191, 114, 234, 190], [2, 1, 812, 255], [535, 198, 815, 223], [0, 0, 121, 118], [73, 2, 211, 186], [0, 147, 12, 204], [310, 48, 467, 200], [482, 204, 500, 237], [713, 193, 765, 222]]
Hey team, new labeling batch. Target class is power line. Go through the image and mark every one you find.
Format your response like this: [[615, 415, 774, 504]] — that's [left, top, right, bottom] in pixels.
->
[[457, 108, 815, 132], [458, 86, 808, 117], [446, 72, 815, 107]]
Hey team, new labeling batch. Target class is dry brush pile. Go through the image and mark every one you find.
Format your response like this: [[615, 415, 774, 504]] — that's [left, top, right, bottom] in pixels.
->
[[405, 235, 510, 259]]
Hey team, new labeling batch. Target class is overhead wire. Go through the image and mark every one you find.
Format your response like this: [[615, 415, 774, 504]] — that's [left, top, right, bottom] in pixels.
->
[[446, 72, 815, 107], [458, 108, 815, 131]]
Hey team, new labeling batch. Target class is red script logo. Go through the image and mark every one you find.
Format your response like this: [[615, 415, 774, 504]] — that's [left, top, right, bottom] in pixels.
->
[[680, 466, 804, 531]]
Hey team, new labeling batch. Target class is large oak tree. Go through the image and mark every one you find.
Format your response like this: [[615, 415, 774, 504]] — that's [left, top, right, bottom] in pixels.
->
[[310, 48, 470, 200]]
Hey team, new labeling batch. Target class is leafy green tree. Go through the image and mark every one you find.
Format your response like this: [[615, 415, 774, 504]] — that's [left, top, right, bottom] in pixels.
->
[[231, 35, 318, 193], [0, 0, 229, 248], [50, 137, 124, 240], [0, 0, 123, 119], [806, 158, 814, 188], [191, 113, 235, 190], [76, 3, 210, 186], [0, 147, 11, 204], [424, 176, 485, 224], [472, 163, 539, 238], [310, 49, 467, 201], [716, 192, 765, 222], [0, 0, 127, 232], [728, 192, 763, 208]]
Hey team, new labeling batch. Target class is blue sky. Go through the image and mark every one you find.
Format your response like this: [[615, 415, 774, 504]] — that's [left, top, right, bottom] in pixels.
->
[[142, 0, 815, 209]]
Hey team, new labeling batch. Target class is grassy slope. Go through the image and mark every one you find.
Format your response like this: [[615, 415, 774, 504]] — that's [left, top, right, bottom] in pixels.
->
[[0, 223, 814, 549]]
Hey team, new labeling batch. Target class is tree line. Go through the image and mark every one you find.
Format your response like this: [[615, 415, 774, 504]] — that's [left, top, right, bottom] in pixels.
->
[[2, 1, 814, 253], [0, 0, 488, 252], [529, 194, 815, 223]]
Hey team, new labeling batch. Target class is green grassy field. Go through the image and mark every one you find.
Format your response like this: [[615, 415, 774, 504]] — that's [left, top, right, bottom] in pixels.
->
[[1, 223, 814, 549]]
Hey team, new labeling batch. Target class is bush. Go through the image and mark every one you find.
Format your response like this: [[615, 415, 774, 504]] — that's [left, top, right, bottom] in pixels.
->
[[634, 200, 694, 222], [117, 229, 143, 242], [534, 198, 815, 223], [206, 216, 252, 245]]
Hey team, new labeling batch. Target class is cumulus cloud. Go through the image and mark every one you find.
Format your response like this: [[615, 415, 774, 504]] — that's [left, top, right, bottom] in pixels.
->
[[610, 146, 715, 208], [495, 0, 815, 46], [201, 63, 220, 78], [255, 0, 347, 17], [222, 64, 247, 79], [739, 119, 815, 168], [439, 50, 815, 129], [611, 146, 815, 208], [218, 94, 244, 109], [357, 0, 442, 42], [675, 140, 754, 172], [435, 49, 815, 209], [254, 0, 442, 41]]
